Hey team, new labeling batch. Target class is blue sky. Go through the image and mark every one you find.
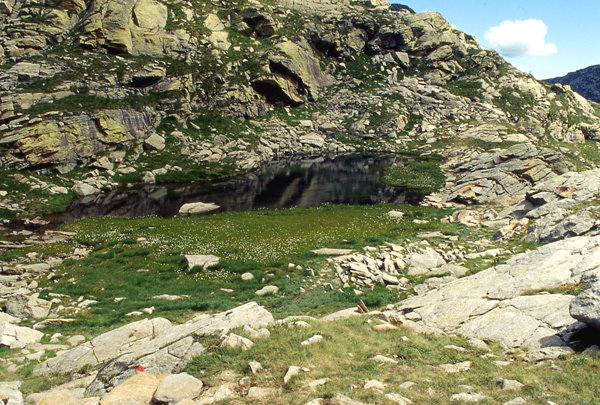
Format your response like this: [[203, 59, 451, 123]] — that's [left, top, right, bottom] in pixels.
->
[[390, 1, 600, 79]]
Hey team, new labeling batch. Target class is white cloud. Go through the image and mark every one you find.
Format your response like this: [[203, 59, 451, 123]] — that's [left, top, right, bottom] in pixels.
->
[[485, 19, 557, 57]]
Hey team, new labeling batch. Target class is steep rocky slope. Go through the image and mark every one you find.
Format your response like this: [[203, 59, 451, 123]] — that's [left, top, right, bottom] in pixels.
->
[[0, 0, 598, 187], [547, 64, 600, 104]]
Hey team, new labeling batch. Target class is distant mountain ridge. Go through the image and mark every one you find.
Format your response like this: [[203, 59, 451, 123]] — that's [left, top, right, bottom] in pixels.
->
[[547, 65, 600, 103]]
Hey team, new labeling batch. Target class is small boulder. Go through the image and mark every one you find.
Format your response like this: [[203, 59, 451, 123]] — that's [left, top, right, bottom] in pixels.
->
[[179, 202, 220, 215], [144, 133, 166, 150], [5, 295, 51, 319], [99, 373, 163, 405], [0, 322, 43, 349], [72, 183, 99, 196], [492, 377, 524, 391], [450, 392, 487, 402], [185, 254, 220, 270], [301, 335, 323, 346], [152, 373, 203, 405], [255, 285, 279, 296], [283, 366, 301, 384], [221, 333, 254, 351], [0, 382, 23, 405], [570, 282, 600, 329]]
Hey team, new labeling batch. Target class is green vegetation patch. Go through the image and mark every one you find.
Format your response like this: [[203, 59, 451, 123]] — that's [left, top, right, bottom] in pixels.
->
[[382, 158, 446, 194], [493, 87, 535, 119], [187, 316, 600, 404], [446, 79, 484, 101], [37, 204, 468, 331]]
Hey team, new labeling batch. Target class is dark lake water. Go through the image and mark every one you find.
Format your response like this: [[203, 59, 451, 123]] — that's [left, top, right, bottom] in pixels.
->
[[54, 154, 423, 222]]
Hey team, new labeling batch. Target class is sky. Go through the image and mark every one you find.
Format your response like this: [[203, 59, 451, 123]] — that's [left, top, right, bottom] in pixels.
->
[[390, 0, 600, 80]]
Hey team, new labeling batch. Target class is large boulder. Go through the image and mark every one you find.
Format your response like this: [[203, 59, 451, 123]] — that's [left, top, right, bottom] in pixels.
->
[[34, 302, 273, 396], [570, 283, 600, 329], [99, 373, 164, 405], [5, 295, 52, 319], [152, 373, 203, 405], [179, 202, 220, 216], [0, 382, 23, 405], [185, 254, 220, 270], [393, 235, 600, 350], [0, 322, 44, 349]]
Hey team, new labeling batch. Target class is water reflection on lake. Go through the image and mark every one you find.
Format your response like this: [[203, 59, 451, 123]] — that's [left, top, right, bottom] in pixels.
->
[[59, 154, 423, 222]]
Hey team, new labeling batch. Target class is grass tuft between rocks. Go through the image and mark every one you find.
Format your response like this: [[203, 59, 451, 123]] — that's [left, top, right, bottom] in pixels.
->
[[186, 316, 600, 404]]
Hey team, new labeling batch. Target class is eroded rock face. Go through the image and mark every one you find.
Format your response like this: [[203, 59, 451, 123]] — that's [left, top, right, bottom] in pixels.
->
[[274, 0, 351, 14], [78, 0, 193, 56], [33, 302, 274, 396], [393, 235, 600, 350], [0, 109, 158, 170]]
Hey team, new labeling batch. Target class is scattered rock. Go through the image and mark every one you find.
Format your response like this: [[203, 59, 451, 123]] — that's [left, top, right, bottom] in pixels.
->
[[492, 377, 524, 390], [152, 373, 203, 405], [439, 361, 472, 373], [221, 333, 254, 351], [99, 373, 163, 405], [179, 202, 220, 216], [255, 285, 279, 296], [248, 361, 263, 374], [385, 393, 412, 404], [502, 398, 526, 405], [185, 254, 220, 270], [450, 392, 487, 402], [0, 382, 23, 405], [5, 295, 51, 319], [284, 365, 301, 384], [301, 335, 323, 346], [569, 282, 600, 329]]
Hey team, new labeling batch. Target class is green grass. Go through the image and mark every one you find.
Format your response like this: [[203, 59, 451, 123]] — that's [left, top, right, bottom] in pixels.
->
[[382, 158, 446, 194], [185, 315, 600, 404], [446, 79, 484, 101], [0, 170, 76, 220], [493, 87, 535, 119], [28, 204, 468, 333]]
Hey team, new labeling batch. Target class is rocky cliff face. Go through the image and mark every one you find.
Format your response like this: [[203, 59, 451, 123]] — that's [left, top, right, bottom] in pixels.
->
[[547, 64, 600, 104], [0, 0, 598, 184]]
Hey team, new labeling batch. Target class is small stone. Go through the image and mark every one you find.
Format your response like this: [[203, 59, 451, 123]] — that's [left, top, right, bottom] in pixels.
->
[[439, 361, 472, 373], [221, 333, 254, 351], [502, 398, 526, 405], [179, 202, 220, 216], [370, 354, 398, 364], [385, 393, 412, 404], [444, 345, 466, 352], [249, 361, 263, 374], [301, 335, 323, 346], [255, 285, 279, 296], [284, 366, 301, 384], [450, 392, 487, 402], [492, 377, 524, 391], [185, 255, 220, 270], [399, 381, 416, 389], [364, 379, 386, 391], [126, 311, 142, 317], [67, 335, 86, 346], [153, 373, 203, 404], [583, 345, 599, 357], [212, 385, 234, 401], [241, 272, 254, 281], [372, 323, 398, 332]]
